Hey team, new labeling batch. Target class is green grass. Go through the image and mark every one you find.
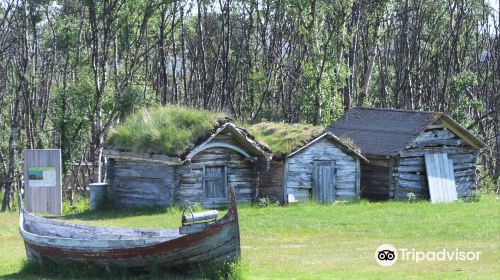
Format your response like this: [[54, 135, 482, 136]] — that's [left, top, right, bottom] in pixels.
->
[[247, 122, 324, 158], [105, 106, 230, 156], [1, 196, 499, 279]]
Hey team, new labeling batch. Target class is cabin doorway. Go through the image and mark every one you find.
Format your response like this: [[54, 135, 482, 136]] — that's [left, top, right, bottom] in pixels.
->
[[360, 158, 391, 201], [204, 165, 228, 199], [312, 160, 336, 202]]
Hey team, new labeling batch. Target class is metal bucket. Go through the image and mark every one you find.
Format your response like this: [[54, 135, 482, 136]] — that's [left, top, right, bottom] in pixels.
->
[[89, 183, 108, 210]]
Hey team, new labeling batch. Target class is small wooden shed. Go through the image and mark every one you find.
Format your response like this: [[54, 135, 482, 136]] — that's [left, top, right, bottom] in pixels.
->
[[103, 108, 271, 208], [329, 108, 487, 201], [248, 123, 368, 203]]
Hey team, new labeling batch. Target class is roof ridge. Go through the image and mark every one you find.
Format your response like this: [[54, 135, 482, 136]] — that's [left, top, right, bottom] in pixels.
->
[[351, 107, 442, 114], [331, 126, 419, 135]]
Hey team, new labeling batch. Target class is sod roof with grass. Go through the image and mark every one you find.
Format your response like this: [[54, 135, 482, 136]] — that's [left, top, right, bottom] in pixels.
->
[[105, 106, 234, 157], [247, 122, 325, 159], [248, 122, 364, 161]]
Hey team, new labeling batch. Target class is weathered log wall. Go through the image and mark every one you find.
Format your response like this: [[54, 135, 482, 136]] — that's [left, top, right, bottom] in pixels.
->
[[176, 133, 258, 208], [284, 138, 359, 202], [107, 159, 175, 207], [393, 127, 478, 200], [106, 132, 260, 208], [257, 160, 284, 203]]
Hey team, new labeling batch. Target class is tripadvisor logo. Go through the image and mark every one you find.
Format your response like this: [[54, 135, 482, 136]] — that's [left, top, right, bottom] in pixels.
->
[[375, 244, 397, 267], [375, 244, 481, 267]]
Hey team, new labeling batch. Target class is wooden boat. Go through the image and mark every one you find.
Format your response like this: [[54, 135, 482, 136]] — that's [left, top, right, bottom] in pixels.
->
[[18, 188, 240, 269]]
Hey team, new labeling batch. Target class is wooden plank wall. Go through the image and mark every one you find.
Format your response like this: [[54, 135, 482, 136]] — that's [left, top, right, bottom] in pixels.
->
[[285, 138, 358, 202], [393, 127, 478, 200], [106, 160, 175, 207], [176, 133, 258, 208], [24, 149, 62, 215], [256, 160, 284, 203]]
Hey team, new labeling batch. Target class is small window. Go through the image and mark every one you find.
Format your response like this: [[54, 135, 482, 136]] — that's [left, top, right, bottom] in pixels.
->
[[204, 166, 227, 199]]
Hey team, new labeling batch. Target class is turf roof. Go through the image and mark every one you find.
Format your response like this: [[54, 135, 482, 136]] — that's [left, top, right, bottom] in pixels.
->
[[247, 122, 325, 159], [105, 106, 231, 156]]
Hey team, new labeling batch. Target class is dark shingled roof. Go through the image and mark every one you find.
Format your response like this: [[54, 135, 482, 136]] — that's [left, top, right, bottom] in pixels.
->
[[328, 108, 486, 156]]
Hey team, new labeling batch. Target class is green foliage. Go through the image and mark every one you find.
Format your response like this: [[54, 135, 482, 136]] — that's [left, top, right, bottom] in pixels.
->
[[247, 122, 324, 158], [0, 192, 19, 212], [320, 77, 346, 126], [464, 189, 481, 202], [62, 196, 90, 215], [106, 106, 230, 155], [448, 71, 482, 125], [189, 261, 247, 280], [52, 70, 95, 172], [406, 192, 417, 202], [476, 165, 499, 194], [116, 85, 155, 117], [450, 71, 478, 94]]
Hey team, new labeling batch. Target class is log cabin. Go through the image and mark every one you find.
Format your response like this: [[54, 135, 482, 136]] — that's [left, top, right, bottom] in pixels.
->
[[329, 108, 487, 201], [248, 123, 368, 203], [103, 107, 271, 208]]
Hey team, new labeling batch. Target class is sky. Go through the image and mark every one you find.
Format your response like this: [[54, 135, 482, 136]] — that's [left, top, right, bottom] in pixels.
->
[[490, 0, 499, 12], [487, 0, 499, 33]]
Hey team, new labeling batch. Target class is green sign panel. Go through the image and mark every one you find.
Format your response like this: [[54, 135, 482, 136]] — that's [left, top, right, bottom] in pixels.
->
[[28, 167, 56, 187]]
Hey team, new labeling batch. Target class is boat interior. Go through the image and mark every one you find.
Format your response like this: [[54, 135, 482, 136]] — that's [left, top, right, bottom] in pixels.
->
[[22, 209, 183, 241]]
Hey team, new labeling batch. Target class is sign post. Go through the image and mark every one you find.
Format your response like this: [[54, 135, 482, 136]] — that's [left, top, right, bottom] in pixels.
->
[[24, 149, 62, 215]]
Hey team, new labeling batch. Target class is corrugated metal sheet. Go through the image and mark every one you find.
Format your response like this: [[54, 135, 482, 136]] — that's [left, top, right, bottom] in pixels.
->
[[424, 153, 458, 203], [328, 108, 439, 156]]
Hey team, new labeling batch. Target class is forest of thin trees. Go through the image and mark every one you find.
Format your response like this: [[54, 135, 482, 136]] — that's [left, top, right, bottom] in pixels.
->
[[0, 0, 499, 210]]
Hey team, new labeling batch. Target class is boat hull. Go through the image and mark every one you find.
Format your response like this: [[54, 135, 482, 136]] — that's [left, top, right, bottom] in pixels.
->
[[19, 189, 240, 269]]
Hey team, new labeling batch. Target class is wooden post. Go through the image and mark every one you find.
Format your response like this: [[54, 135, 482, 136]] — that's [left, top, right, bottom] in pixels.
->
[[24, 149, 62, 215]]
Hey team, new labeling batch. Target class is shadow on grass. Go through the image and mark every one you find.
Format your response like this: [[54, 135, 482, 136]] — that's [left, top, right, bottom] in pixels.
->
[[2, 259, 246, 280]]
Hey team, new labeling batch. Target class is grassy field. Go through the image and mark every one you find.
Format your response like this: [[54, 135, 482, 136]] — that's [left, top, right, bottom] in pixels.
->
[[0, 196, 499, 279]]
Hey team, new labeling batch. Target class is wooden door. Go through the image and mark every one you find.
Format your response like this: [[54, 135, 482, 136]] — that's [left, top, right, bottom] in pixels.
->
[[204, 166, 227, 198], [424, 153, 457, 203], [313, 161, 336, 202]]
